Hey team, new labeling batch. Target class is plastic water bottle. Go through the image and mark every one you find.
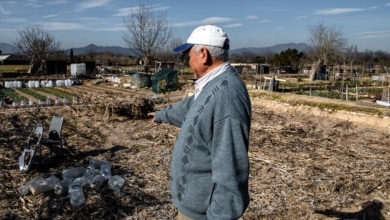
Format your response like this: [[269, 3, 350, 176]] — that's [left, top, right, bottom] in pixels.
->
[[108, 175, 125, 191], [90, 174, 105, 190], [29, 175, 59, 195], [18, 177, 45, 196], [46, 97, 51, 105], [62, 167, 87, 179], [100, 163, 111, 180], [88, 159, 110, 170], [68, 184, 85, 207], [73, 177, 88, 188], [54, 178, 73, 195], [82, 168, 99, 185]]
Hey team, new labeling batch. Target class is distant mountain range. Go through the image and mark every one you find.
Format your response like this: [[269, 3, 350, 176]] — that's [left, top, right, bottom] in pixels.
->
[[0, 43, 15, 54], [231, 43, 309, 55], [64, 44, 137, 56], [0, 42, 309, 56]]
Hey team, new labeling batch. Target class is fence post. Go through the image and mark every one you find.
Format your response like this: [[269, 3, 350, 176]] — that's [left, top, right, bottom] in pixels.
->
[[356, 84, 358, 101]]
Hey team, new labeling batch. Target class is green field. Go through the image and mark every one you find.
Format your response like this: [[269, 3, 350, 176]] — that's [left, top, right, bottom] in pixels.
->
[[0, 65, 30, 72]]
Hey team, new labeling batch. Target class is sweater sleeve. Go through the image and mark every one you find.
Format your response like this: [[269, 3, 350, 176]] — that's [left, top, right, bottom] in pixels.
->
[[207, 116, 250, 219], [154, 96, 194, 127]]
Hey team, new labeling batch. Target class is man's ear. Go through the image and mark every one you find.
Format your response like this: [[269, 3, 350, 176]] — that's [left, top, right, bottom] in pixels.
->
[[200, 48, 213, 65]]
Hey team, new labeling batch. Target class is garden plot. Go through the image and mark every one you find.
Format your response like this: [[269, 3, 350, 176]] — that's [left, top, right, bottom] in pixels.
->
[[0, 83, 389, 219]]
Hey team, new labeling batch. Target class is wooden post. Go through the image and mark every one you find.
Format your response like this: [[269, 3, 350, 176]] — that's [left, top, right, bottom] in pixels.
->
[[356, 84, 358, 101]]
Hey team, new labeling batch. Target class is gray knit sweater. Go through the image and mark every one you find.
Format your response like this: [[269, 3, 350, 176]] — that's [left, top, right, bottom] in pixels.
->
[[154, 66, 251, 219]]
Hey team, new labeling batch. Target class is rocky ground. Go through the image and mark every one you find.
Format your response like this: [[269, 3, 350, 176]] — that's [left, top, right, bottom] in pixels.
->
[[0, 81, 389, 219]]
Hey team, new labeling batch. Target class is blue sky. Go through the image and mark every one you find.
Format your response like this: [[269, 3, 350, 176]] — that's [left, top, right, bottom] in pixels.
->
[[1, 0, 389, 52]]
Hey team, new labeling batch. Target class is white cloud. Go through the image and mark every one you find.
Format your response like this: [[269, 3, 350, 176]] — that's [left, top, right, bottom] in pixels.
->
[[95, 26, 125, 32], [315, 8, 367, 15], [0, 27, 18, 32], [0, 3, 8, 15], [43, 14, 59, 19], [172, 17, 232, 28], [258, 19, 271, 23], [79, 17, 105, 21], [359, 33, 390, 39], [113, 7, 132, 17], [76, 0, 112, 11], [24, 0, 43, 8], [297, 16, 307, 19], [46, 0, 67, 5], [356, 30, 390, 39], [201, 17, 232, 24], [275, 26, 285, 30], [113, 4, 170, 17], [42, 22, 85, 30], [4, 18, 28, 22], [148, 4, 171, 11], [224, 23, 242, 28], [386, 3, 390, 6], [246, 15, 258, 20]]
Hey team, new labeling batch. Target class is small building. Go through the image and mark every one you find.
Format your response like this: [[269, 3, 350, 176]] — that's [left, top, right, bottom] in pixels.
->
[[71, 61, 96, 75], [231, 63, 270, 74], [0, 54, 29, 65], [71, 63, 86, 77], [276, 66, 298, 74], [46, 60, 67, 74]]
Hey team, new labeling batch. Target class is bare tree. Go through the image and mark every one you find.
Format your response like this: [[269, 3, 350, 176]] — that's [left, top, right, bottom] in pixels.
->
[[122, 2, 173, 72], [358, 50, 375, 76], [344, 44, 358, 77], [156, 37, 182, 64], [307, 21, 348, 80], [374, 50, 390, 74], [12, 25, 63, 74]]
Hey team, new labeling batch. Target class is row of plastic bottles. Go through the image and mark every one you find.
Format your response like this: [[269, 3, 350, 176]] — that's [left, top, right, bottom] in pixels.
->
[[4, 79, 74, 88], [4, 81, 23, 88], [4, 97, 78, 107], [17, 159, 125, 207]]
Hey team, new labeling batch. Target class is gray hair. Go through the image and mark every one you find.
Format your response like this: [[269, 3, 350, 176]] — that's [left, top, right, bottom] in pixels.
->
[[192, 44, 229, 61]]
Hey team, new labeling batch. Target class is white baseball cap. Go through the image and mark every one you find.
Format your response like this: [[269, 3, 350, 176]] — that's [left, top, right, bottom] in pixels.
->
[[173, 24, 230, 53]]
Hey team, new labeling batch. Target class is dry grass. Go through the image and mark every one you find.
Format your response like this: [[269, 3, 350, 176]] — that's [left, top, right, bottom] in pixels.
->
[[0, 82, 389, 219]]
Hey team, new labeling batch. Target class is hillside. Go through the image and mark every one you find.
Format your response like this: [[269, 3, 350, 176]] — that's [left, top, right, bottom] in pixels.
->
[[63, 44, 137, 56], [0, 43, 15, 54], [0, 42, 309, 56], [230, 42, 309, 55]]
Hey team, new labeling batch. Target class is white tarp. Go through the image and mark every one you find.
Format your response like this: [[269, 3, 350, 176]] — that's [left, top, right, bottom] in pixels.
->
[[70, 63, 86, 76]]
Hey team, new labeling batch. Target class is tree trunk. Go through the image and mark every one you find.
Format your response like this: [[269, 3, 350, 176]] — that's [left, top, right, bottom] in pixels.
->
[[28, 60, 40, 74], [142, 56, 149, 72], [309, 60, 321, 81]]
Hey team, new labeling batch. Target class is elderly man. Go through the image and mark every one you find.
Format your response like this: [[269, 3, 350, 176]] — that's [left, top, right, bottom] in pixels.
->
[[148, 24, 251, 220]]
